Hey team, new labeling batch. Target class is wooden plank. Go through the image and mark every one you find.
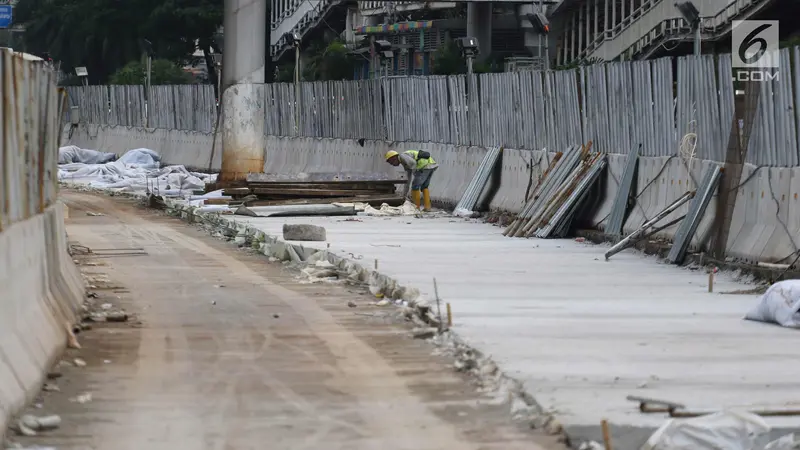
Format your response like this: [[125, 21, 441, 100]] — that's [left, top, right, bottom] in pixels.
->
[[247, 182, 398, 192], [203, 198, 232, 205], [251, 188, 392, 197], [221, 188, 252, 196], [246, 171, 407, 183], [230, 195, 404, 208]]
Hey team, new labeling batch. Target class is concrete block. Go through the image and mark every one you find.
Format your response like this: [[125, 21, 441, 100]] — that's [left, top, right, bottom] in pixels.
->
[[283, 224, 326, 242], [0, 205, 84, 435]]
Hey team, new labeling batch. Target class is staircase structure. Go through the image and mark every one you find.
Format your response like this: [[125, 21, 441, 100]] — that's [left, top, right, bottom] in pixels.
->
[[550, 0, 777, 65], [271, 0, 345, 61]]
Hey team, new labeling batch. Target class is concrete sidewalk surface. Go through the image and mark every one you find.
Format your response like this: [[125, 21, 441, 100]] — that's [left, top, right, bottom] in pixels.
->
[[221, 212, 800, 443]]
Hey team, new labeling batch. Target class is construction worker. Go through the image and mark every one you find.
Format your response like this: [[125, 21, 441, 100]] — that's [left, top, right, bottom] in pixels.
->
[[385, 150, 438, 211]]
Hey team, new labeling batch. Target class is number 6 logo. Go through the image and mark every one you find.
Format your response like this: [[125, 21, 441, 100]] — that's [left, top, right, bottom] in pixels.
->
[[732, 20, 779, 69]]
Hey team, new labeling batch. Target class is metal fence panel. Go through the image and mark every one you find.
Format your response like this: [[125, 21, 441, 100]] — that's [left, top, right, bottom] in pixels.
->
[[65, 47, 800, 166], [1, 49, 62, 230]]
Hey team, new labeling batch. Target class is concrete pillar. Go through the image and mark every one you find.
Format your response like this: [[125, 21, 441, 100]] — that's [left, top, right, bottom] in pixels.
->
[[604, 0, 609, 36], [220, 0, 267, 182], [467, 2, 492, 62]]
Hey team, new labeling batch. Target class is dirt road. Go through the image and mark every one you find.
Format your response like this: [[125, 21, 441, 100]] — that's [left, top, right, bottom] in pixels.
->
[[10, 190, 564, 450]]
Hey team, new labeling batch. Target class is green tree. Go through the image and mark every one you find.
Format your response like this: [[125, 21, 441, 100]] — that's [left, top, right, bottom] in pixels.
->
[[110, 59, 192, 85], [14, 0, 222, 85], [301, 39, 357, 81], [431, 43, 502, 75]]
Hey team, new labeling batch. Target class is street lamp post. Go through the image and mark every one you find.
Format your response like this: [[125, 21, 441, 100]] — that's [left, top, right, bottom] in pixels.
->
[[283, 32, 301, 133], [456, 37, 479, 146], [675, 1, 701, 56]]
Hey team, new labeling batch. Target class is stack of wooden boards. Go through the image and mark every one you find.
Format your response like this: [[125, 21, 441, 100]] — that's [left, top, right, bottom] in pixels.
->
[[212, 172, 408, 208]]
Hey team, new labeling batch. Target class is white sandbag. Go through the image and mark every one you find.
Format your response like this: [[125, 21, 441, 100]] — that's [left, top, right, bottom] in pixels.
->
[[58, 145, 116, 164], [641, 411, 771, 450], [744, 280, 800, 328]]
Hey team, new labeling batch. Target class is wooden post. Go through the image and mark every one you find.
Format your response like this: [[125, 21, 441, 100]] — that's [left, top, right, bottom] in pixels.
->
[[710, 77, 761, 259], [446, 303, 452, 328], [708, 271, 714, 293], [601, 419, 613, 450]]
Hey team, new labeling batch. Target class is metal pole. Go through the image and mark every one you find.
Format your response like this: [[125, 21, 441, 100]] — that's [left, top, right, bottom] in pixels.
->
[[466, 54, 474, 106], [145, 55, 152, 128], [294, 44, 300, 133], [693, 23, 701, 55], [146, 56, 152, 90]]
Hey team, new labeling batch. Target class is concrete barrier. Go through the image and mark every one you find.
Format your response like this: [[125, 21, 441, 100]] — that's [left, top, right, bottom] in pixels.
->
[[1, 50, 85, 435], [65, 124, 800, 265]]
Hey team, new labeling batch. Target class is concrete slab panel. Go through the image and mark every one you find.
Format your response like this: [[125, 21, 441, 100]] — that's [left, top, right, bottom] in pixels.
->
[[207, 211, 800, 434]]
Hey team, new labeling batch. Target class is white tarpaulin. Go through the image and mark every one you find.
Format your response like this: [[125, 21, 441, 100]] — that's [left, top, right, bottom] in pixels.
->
[[58, 145, 116, 164], [117, 148, 160, 168], [59, 147, 215, 196], [745, 280, 800, 328], [641, 411, 771, 450], [765, 433, 800, 450]]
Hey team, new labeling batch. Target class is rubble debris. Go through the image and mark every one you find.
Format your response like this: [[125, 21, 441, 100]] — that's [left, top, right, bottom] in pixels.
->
[[73, 358, 86, 367], [347, 301, 357, 308], [283, 224, 326, 242], [46, 371, 62, 380], [105, 311, 128, 322], [65, 321, 80, 349], [411, 327, 437, 340], [13, 415, 61, 436], [41, 383, 59, 392], [70, 392, 93, 404]]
